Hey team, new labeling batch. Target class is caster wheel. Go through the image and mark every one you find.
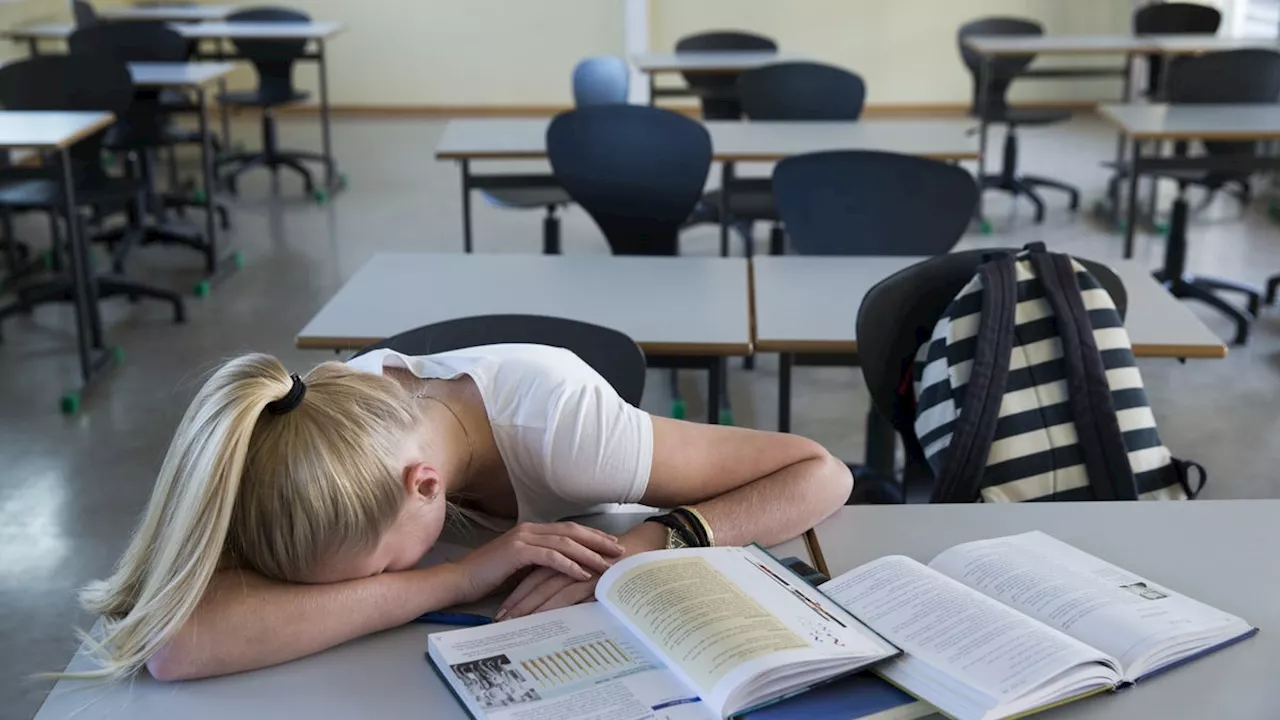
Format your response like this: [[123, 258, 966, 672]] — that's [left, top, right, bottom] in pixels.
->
[[232, 250, 245, 269], [194, 188, 207, 203], [60, 391, 81, 416], [193, 279, 210, 298], [717, 408, 734, 426], [103, 152, 116, 167], [40, 250, 53, 270], [110, 346, 125, 364], [1156, 222, 1169, 237], [337, 172, 349, 189], [671, 399, 686, 420], [978, 218, 993, 235], [313, 188, 329, 204]]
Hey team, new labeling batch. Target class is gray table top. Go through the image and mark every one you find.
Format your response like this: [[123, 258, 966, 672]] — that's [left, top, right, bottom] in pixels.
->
[[296, 253, 753, 356], [435, 118, 979, 161], [751, 255, 1227, 359], [33, 516, 811, 720], [813, 500, 1280, 720], [629, 51, 796, 73], [99, 4, 235, 22], [1147, 33, 1280, 54], [0, 110, 115, 150], [128, 61, 236, 88], [1099, 103, 1280, 140], [962, 34, 1159, 56], [3, 19, 343, 41]]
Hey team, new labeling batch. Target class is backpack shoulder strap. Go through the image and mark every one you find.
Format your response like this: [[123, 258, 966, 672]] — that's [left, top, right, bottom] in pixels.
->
[[1027, 249, 1139, 500], [931, 253, 1018, 503]]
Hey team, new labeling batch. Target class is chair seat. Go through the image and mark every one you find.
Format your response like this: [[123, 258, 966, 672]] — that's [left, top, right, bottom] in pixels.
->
[[218, 89, 310, 108], [0, 177, 140, 209], [983, 107, 1072, 126], [481, 186, 572, 209]]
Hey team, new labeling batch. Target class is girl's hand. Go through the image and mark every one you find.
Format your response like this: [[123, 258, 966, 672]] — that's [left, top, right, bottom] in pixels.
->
[[454, 522, 625, 603]]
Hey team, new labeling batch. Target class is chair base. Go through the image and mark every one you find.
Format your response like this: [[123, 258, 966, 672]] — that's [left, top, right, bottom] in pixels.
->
[[1267, 273, 1280, 305], [980, 173, 1081, 224], [162, 193, 232, 231], [1, 274, 186, 340], [219, 151, 322, 196], [1154, 271, 1257, 346], [95, 223, 211, 274]]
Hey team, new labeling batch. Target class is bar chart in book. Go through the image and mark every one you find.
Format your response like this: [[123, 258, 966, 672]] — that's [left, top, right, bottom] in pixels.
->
[[519, 640, 639, 688]]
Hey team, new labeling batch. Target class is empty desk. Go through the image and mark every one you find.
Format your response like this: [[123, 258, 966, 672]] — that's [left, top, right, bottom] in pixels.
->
[[811, 500, 1280, 719], [297, 253, 752, 424], [630, 51, 795, 103], [33, 515, 812, 720], [99, 4, 235, 22], [435, 118, 978, 253], [128, 61, 236, 282]]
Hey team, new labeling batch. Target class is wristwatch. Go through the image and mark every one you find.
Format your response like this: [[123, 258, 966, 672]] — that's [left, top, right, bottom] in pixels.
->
[[663, 525, 692, 550]]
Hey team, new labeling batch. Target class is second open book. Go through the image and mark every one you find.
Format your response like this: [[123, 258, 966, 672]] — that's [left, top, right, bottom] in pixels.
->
[[427, 532, 1255, 720]]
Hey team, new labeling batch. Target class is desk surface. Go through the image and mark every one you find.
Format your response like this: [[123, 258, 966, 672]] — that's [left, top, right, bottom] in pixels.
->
[[0, 110, 115, 150], [99, 4, 235, 21], [128, 61, 236, 88], [33, 516, 810, 720], [751, 255, 1227, 359], [296, 254, 753, 356], [435, 118, 978, 162], [962, 34, 1159, 56], [812, 500, 1280, 720], [630, 51, 793, 73], [1099, 103, 1280, 140], [3, 20, 344, 41], [1148, 33, 1280, 54]]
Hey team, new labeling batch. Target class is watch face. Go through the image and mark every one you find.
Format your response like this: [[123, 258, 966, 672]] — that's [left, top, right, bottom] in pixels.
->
[[666, 527, 689, 550]]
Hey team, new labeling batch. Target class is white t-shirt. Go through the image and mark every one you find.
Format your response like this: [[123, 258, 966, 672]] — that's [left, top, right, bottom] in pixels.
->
[[346, 344, 654, 525]]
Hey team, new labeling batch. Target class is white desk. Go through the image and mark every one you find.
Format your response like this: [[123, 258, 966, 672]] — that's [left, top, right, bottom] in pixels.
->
[[630, 51, 794, 74], [1099, 103, 1280, 141], [812, 500, 1280, 719], [177, 20, 345, 40], [99, 4, 235, 22], [435, 118, 978, 253], [752, 255, 1228, 359], [1147, 33, 1280, 54], [127, 61, 235, 89], [33, 516, 813, 720], [961, 34, 1159, 56], [0, 111, 116, 407]]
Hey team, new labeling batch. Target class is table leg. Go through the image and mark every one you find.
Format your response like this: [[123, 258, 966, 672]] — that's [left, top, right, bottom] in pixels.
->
[[1124, 139, 1142, 259], [778, 352, 792, 433], [648, 73, 656, 107], [318, 39, 337, 190], [198, 86, 219, 275], [460, 159, 473, 253], [1112, 52, 1134, 173], [719, 161, 733, 258], [707, 358, 722, 425], [60, 149, 105, 381], [974, 54, 992, 224], [217, 40, 231, 152]]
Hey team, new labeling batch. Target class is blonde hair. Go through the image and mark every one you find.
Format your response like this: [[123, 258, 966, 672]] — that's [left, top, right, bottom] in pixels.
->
[[70, 353, 421, 681]]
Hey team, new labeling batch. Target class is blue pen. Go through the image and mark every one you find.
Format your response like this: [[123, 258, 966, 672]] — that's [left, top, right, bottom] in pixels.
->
[[414, 611, 493, 627]]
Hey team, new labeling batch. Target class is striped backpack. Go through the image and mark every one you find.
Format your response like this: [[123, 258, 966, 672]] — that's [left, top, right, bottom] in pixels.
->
[[912, 244, 1205, 503]]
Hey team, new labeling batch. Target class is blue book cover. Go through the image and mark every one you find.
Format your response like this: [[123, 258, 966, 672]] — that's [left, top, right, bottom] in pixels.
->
[[743, 672, 935, 720]]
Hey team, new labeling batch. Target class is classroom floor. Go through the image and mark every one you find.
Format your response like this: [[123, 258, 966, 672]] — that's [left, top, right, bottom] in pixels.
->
[[2, 114, 1279, 719]]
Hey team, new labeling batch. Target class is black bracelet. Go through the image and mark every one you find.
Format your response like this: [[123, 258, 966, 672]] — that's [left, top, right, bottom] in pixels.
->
[[644, 513, 700, 547], [670, 507, 710, 547]]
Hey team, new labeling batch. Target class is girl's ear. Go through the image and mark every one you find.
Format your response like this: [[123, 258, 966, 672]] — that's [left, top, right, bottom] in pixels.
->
[[404, 462, 442, 502]]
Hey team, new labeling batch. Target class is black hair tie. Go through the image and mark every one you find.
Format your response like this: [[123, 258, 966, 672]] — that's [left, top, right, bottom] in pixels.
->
[[266, 373, 306, 415]]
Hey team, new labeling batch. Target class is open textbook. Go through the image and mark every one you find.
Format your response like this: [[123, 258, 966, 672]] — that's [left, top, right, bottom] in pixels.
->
[[427, 545, 900, 720], [820, 531, 1257, 720]]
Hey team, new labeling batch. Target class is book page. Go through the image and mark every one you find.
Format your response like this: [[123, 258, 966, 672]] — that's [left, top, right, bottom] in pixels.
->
[[428, 603, 714, 720], [926, 531, 1251, 675], [597, 547, 895, 715], [822, 555, 1116, 702]]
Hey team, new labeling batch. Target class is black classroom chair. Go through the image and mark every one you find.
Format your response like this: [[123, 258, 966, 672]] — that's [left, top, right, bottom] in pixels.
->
[[856, 250, 1127, 502], [1147, 49, 1280, 344], [216, 6, 327, 198], [674, 31, 776, 120], [73, 0, 98, 27], [958, 17, 1081, 223], [769, 150, 978, 500], [0, 55, 185, 340], [351, 315, 646, 407], [479, 55, 630, 256], [1135, 2, 1222, 98]]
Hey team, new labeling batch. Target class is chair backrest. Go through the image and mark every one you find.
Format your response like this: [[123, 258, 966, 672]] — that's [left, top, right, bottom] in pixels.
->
[[855, 249, 1127, 457], [73, 0, 98, 27], [351, 315, 647, 407], [674, 30, 777, 119], [228, 6, 311, 103], [737, 62, 866, 120], [957, 17, 1043, 117], [1135, 3, 1222, 97], [547, 105, 711, 256], [772, 151, 978, 256], [69, 20, 189, 62], [0, 54, 132, 184], [573, 55, 629, 106], [1167, 49, 1280, 158]]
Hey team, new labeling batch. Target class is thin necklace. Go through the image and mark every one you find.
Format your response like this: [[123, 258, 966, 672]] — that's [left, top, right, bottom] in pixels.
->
[[414, 380, 475, 484]]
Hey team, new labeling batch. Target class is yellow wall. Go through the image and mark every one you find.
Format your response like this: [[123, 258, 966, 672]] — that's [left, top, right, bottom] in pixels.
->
[[0, 0, 70, 62]]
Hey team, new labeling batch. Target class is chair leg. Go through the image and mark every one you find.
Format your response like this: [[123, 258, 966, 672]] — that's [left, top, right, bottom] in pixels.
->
[[1189, 275, 1263, 317], [276, 157, 316, 193], [768, 224, 785, 256], [1266, 273, 1280, 305], [1022, 174, 1081, 211], [1010, 179, 1047, 224], [97, 277, 186, 324], [1175, 281, 1253, 345], [542, 207, 561, 255]]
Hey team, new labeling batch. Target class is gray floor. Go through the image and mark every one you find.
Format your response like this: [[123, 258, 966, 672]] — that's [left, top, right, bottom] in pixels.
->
[[3, 115, 1280, 719]]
